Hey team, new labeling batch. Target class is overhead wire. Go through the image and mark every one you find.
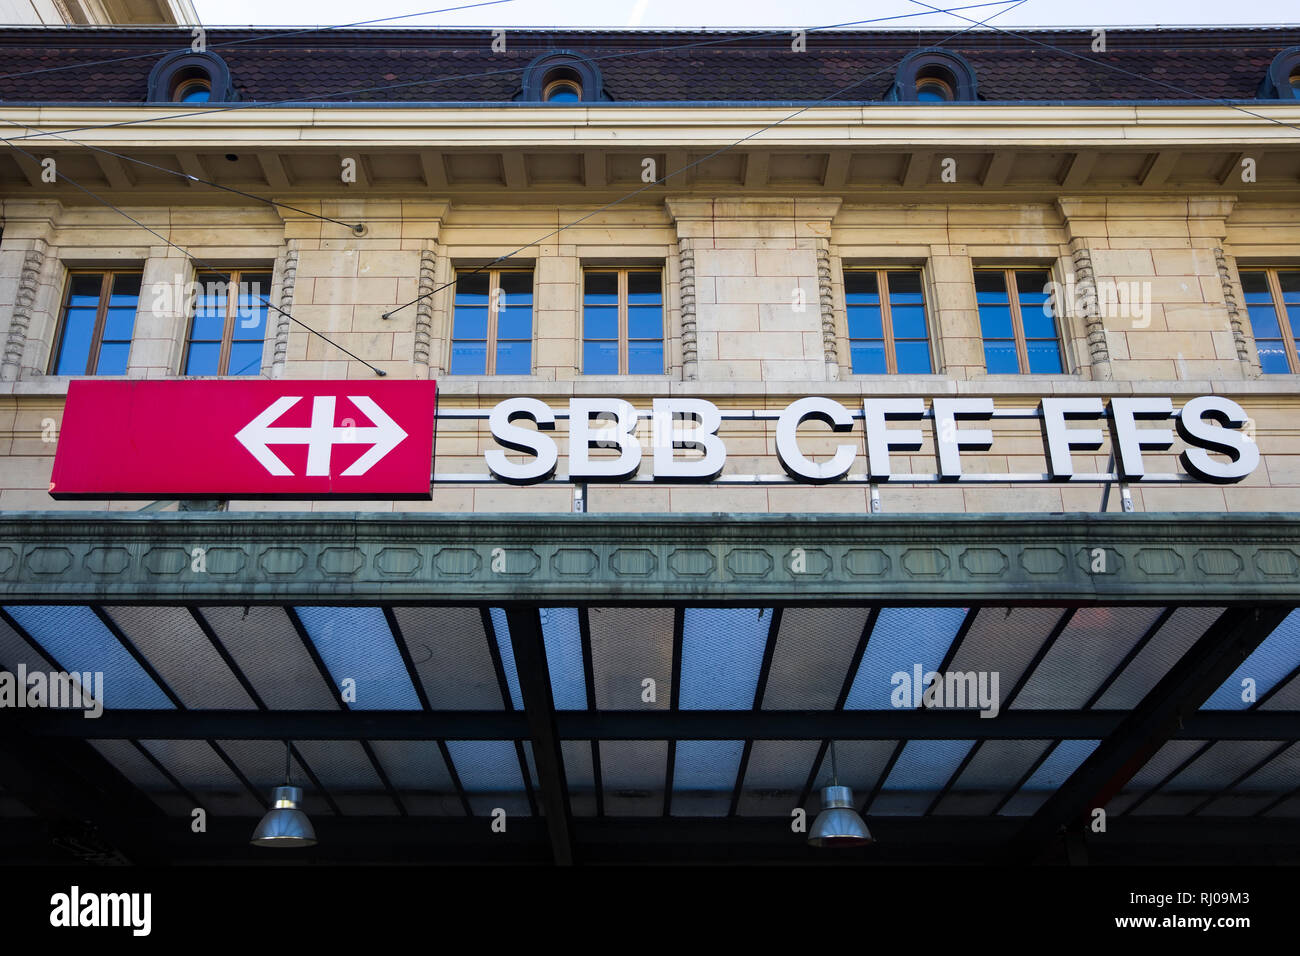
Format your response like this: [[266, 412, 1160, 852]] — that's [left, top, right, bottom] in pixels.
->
[[0, 1, 1022, 143], [381, 0, 1031, 319], [0, 123, 390, 375], [907, 0, 1300, 138], [0, 0, 523, 81]]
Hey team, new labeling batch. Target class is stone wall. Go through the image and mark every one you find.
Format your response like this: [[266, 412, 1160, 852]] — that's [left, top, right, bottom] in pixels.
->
[[0, 192, 1297, 516]]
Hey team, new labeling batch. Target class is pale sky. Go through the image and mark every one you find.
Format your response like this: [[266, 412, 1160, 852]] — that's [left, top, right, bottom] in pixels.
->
[[192, 0, 1298, 29]]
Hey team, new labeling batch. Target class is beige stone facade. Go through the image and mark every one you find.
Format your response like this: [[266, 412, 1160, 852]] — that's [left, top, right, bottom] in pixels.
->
[[2, 102, 1299, 517]]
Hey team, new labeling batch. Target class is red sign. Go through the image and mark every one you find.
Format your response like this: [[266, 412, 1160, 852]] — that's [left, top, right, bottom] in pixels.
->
[[50, 380, 437, 500]]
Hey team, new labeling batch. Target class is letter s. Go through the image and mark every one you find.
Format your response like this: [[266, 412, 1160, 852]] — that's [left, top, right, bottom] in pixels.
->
[[1176, 396, 1259, 483]]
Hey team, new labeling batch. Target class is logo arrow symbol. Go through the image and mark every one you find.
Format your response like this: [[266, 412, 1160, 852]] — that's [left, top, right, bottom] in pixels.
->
[[235, 395, 408, 477]]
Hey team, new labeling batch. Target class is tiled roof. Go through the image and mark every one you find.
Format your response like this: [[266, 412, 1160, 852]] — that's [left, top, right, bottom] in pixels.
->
[[0, 27, 1296, 104]]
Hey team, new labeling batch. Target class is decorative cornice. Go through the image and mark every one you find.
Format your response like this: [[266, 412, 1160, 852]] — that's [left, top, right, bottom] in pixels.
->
[[0, 511, 1295, 604]]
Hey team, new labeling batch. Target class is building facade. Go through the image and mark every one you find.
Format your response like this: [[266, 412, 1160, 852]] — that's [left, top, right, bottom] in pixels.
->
[[0, 26, 1298, 866]]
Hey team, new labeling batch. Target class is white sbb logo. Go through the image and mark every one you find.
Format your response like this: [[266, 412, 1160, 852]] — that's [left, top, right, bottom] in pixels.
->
[[235, 396, 407, 477]]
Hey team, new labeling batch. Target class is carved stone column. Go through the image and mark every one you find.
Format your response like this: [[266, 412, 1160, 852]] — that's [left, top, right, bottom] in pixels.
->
[[678, 237, 698, 381], [270, 239, 298, 378], [1215, 246, 1261, 379], [816, 238, 838, 381], [1069, 241, 1111, 381], [2, 241, 46, 381], [414, 245, 437, 377]]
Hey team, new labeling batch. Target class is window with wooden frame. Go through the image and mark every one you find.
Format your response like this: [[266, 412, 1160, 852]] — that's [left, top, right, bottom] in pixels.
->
[[975, 268, 1064, 374], [582, 268, 664, 375], [183, 269, 273, 376], [1239, 268, 1300, 374], [843, 269, 933, 374], [450, 269, 534, 375], [50, 270, 142, 375]]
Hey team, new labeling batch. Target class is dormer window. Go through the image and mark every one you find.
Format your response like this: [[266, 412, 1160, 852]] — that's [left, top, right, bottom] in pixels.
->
[[542, 75, 582, 103], [915, 73, 955, 102], [147, 50, 236, 104], [172, 74, 212, 103], [888, 49, 977, 103], [1260, 47, 1300, 99], [519, 51, 606, 103]]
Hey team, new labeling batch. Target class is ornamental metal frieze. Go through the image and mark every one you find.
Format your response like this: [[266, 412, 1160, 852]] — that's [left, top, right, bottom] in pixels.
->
[[0, 513, 1297, 604]]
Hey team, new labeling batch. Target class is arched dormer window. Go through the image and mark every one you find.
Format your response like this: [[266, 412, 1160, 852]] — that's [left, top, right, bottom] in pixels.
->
[[519, 51, 607, 103], [147, 50, 236, 104], [1259, 47, 1300, 100], [887, 49, 978, 103]]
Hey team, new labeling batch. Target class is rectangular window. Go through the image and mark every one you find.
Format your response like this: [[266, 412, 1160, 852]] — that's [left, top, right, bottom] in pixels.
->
[[975, 268, 1063, 374], [183, 269, 272, 375], [1239, 268, 1300, 374], [843, 269, 933, 374], [582, 269, 663, 374], [450, 269, 534, 374], [51, 271, 142, 375]]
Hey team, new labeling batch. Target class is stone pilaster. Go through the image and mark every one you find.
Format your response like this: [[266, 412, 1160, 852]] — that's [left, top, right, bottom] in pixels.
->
[[816, 238, 838, 380], [1069, 241, 1111, 381], [664, 197, 841, 383], [270, 239, 298, 377], [414, 244, 437, 376], [1214, 245, 1262, 379], [2, 242, 46, 381], [678, 236, 698, 380]]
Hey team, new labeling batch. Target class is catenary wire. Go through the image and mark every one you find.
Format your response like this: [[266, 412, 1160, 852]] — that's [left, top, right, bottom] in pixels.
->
[[0, 126, 389, 376], [381, 0, 1030, 319], [908, 0, 1300, 139], [2, 1, 1024, 373], [0, 1, 1021, 143], [0, 3, 1018, 237], [0, 0, 523, 81]]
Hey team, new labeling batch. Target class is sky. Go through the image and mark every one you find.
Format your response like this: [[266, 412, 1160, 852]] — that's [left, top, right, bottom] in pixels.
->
[[192, 0, 1299, 30]]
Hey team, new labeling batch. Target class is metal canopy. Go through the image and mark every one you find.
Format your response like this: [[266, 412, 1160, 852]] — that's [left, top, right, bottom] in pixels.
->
[[2, 582, 1298, 864]]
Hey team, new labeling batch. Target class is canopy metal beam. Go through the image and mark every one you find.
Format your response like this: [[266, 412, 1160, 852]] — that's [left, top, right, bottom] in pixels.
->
[[6, 708, 1298, 740], [1002, 605, 1294, 864]]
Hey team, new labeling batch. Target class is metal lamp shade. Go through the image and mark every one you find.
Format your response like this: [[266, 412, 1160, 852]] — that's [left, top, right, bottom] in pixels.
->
[[250, 786, 317, 848], [808, 785, 874, 847]]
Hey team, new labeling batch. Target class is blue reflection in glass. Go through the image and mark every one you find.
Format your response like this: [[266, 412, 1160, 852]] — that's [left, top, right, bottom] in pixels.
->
[[1016, 739, 1100, 790], [894, 340, 932, 374], [1202, 609, 1300, 709], [628, 341, 663, 374], [1026, 340, 1064, 374], [844, 607, 968, 709], [494, 340, 531, 375], [680, 608, 772, 709], [881, 739, 975, 790], [672, 739, 744, 791], [489, 608, 524, 709], [450, 342, 488, 375], [3, 605, 171, 708], [445, 740, 527, 804], [978, 304, 1014, 340], [583, 340, 618, 374], [983, 341, 1019, 374], [851, 342, 887, 373], [540, 608, 587, 709], [294, 607, 420, 710]]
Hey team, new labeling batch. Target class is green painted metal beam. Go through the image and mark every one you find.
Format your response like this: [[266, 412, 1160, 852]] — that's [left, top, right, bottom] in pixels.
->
[[0, 511, 1296, 604]]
